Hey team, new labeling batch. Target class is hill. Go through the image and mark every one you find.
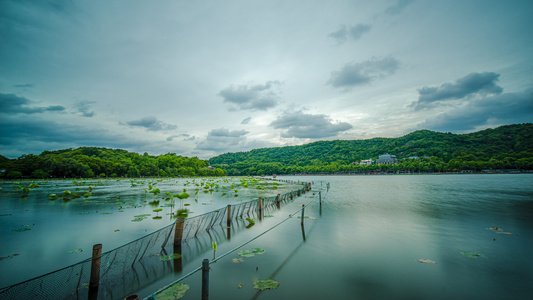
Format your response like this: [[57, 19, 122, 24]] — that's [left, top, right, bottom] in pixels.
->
[[208, 123, 533, 175], [0, 147, 225, 178]]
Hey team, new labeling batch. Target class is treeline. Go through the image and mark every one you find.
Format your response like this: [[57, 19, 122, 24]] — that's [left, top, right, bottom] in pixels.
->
[[0, 147, 225, 178], [209, 123, 533, 175]]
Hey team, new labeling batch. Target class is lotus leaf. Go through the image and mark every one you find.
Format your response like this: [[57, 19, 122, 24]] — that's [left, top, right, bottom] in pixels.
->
[[416, 258, 436, 264], [238, 248, 265, 257], [159, 253, 182, 261], [153, 208, 163, 212], [460, 251, 484, 258], [253, 279, 280, 291], [156, 282, 189, 300], [131, 217, 144, 222], [0, 254, 19, 261], [232, 258, 244, 263], [67, 248, 83, 253]]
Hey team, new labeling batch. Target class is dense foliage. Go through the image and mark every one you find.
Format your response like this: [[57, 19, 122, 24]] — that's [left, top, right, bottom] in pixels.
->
[[209, 123, 533, 175], [0, 147, 225, 178]]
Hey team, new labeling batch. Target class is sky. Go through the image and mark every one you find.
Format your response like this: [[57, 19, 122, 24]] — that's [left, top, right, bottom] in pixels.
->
[[1, 0, 532, 159]]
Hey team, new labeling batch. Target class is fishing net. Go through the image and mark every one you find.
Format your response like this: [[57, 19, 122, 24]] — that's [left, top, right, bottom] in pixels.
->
[[0, 179, 310, 300]]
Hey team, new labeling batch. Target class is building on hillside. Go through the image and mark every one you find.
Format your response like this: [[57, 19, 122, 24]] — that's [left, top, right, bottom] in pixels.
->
[[376, 153, 398, 164], [359, 159, 374, 165]]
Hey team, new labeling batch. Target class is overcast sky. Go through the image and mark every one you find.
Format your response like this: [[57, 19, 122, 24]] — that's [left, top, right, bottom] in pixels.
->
[[1, 0, 532, 159]]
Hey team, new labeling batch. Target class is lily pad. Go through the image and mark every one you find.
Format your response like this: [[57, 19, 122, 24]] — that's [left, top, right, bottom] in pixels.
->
[[157, 282, 189, 300], [416, 258, 436, 264], [238, 248, 265, 257], [159, 253, 182, 261], [134, 214, 151, 218], [264, 215, 274, 218], [79, 212, 90, 215], [232, 258, 244, 263], [131, 217, 144, 222], [253, 279, 280, 291], [0, 254, 19, 261], [460, 251, 484, 258], [67, 248, 83, 254], [12, 228, 31, 232]]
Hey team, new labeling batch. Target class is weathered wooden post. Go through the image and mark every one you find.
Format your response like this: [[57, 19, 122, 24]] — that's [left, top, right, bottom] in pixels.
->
[[202, 259, 210, 300], [258, 198, 263, 220], [276, 194, 281, 209], [290, 191, 293, 200], [319, 191, 322, 208], [89, 243, 102, 297], [301, 205, 305, 225], [174, 217, 185, 245], [226, 204, 231, 227]]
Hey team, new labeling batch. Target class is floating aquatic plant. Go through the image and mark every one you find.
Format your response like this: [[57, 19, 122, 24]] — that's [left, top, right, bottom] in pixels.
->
[[238, 248, 264, 257], [159, 253, 182, 261], [416, 259, 436, 264], [67, 248, 83, 253], [253, 279, 279, 291], [156, 282, 189, 299], [460, 252, 484, 258], [232, 258, 244, 263], [0, 254, 19, 261]]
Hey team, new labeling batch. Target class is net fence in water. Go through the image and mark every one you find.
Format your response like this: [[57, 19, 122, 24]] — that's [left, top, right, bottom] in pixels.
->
[[0, 179, 308, 300]]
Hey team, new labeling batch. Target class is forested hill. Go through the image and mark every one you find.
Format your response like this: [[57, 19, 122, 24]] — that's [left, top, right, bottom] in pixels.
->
[[0, 147, 225, 178], [209, 123, 533, 175]]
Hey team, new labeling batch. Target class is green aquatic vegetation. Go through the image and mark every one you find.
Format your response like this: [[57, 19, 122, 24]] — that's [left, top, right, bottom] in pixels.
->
[[232, 258, 244, 263], [66, 248, 83, 253], [0, 214, 13, 217], [159, 253, 182, 261], [0, 254, 19, 261], [157, 282, 189, 299], [12, 228, 31, 232], [134, 214, 151, 218], [460, 252, 484, 258], [246, 218, 255, 228], [238, 248, 264, 257], [176, 209, 188, 218], [100, 212, 113, 215], [253, 279, 279, 291], [29, 182, 39, 188], [79, 212, 90, 215], [153, 208, 163, 217]]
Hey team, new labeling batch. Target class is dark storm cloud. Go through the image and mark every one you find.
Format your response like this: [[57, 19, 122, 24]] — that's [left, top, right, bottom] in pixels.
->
[[126, 116, 177, 131], [218, 81, 281, 111], [420, 88, 533, 132], [196, 128, 249, 151], [270, 111, 352, 139], [328, 57, 399, 89], [73, 101, 96, 117], [410, 72, 503, 110], [0, 117, 133, 148], [0, 93, 65, 114], [385, 0, 415, 15], [328, 24, 371, 44]]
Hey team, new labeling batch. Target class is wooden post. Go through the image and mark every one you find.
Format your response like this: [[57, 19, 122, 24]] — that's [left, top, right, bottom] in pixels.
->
[[276, 194, 281, 208], [319, 191, 322, 208], [202, 259, 210, 300], [258, 198, 263, 220], [174, 217, 185, 245], [89, 244, 102, 288], [290, 191, 293, 200], [301, 206, 305, 225], [226, 205, 231, 227]]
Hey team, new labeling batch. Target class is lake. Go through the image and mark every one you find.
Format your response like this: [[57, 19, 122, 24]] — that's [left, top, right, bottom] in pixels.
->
[[1, 174, 532, 299], [148, 174, 532, 300]]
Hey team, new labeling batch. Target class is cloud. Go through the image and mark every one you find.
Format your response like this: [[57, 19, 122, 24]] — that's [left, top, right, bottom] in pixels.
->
[[0, 93, 65, 114], [241, 117, 252, 125], [196, 128, 249, 151], [385, 0, 415, 15], [328, 24, 371, 44], [270, 111, 353, 138], [328, 57, 399, 89], [419, 88, 533, 132], [126, 116, 177, 131], [218, 81, 281, 111], [166, 134, 198, 142], [410, 72, 503, 110], [73, 100, 96, 117]]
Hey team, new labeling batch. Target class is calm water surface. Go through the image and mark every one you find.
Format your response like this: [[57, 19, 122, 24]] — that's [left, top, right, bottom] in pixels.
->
[[185, 174, 533, 300]]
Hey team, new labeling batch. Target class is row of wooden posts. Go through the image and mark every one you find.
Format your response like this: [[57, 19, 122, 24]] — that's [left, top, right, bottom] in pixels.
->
[[87, 181, 313, 300]]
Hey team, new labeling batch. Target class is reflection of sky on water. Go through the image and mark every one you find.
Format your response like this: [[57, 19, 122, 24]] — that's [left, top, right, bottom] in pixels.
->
[[191, 174, 532, 300], [0, 177, 299, 288]]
